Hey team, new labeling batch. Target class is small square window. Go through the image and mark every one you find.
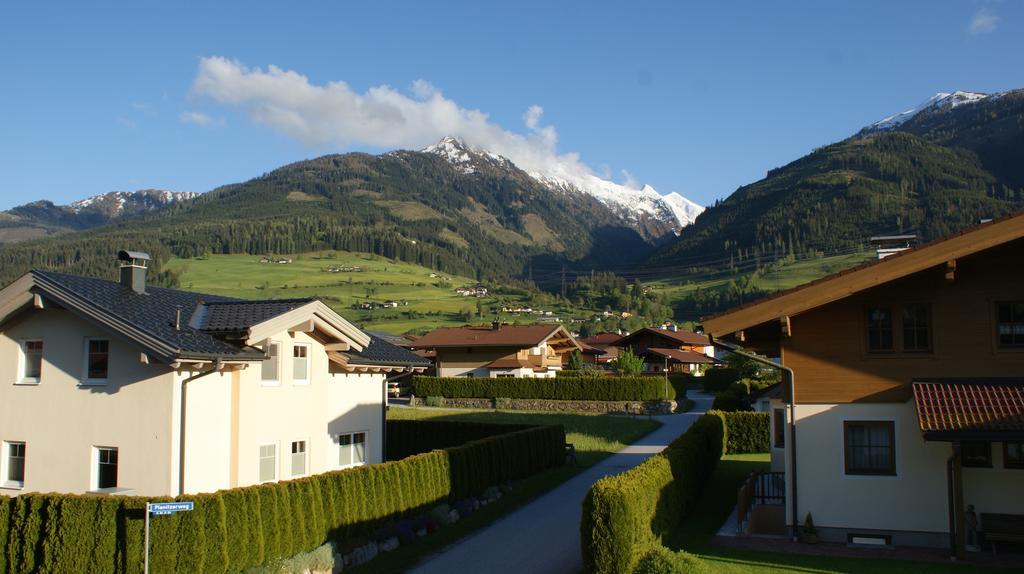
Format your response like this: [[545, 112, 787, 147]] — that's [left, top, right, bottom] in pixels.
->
[[96, 447, 118, 490], [261, 343, 280, 385], [901, 304, 931, 352], [1005, 442, 1024, 469], [844, 421, 896, 475], [293, 345, 309, 384], [961, 441, 991, 468], [337, 432, 368, 467], [996, 302, 1024, 348]]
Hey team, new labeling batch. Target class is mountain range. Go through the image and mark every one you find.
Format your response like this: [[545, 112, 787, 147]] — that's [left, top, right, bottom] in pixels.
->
[[649, 88, 1024, 271], [1, 88, 1022, 292]]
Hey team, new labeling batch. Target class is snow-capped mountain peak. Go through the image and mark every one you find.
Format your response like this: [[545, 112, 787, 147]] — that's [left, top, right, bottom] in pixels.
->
[[69, 189, 199, 215], [421, 137, 703, 230], [863, 91, 991, 132]]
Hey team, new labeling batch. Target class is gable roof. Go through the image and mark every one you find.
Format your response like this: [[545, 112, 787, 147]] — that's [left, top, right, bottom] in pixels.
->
[[412, 324, 580, 351], [335, 334, 432, 368], [580, 332, 623, 346], [641, 348, 718, 364], [702, 212, 1024, 338], [0, 270, 407, 367], [615, 327, 710, 348], [913, 379, 1024, 441]]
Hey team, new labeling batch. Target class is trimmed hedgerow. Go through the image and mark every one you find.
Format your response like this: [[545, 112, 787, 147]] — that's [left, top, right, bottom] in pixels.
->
[[710, 410, 770, 454], [386, 420, 533, 460], [412, 375, 671, 401], [700, 367, 740, 393], [580, 414, 725, 574], [0, 422, 564, 574]]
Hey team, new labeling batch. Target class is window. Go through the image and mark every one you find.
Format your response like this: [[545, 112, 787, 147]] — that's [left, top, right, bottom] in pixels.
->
[[291, 441, 307, 476], [844, 421, 896, 475], [337, 432, 367, 467], [20, 341, 43, 384], [259, 444, 277, 482], [901, 304, 931, 352], [292, 345, 309, 384], [865, 308, 893, 352], [261, 343, 280, 385], [95, 447, 118, 490], [961, 441, 991, 468], [4, 442, 25, 488], [84, 339, 109, 384], [496, 374, 515, 378], [996, 302, 1024, 348], [1005, 442, 1024, 469], [772, 409, 786, 448]]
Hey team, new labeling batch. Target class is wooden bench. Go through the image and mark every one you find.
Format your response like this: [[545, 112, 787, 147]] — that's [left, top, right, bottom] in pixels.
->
[[982, 513, 1024, 554]]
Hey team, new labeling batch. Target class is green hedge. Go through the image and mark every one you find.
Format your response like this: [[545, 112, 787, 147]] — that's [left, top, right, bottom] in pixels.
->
[[0, 423, 565, 574], [700, 367, 740, 392], [412, 375, 672, 401], [580, 414, 725, 574], [710, 410, 770, 454], [386, 420, 534, 461]]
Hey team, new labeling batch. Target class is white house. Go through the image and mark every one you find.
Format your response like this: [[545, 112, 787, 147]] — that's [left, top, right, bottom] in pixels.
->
[[0, 251, 429, 497]]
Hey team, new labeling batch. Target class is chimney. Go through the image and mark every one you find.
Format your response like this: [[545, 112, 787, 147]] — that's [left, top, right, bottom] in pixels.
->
[[117, 250, 151, 294], [669, 324, 678, 332], [491, 321, 502, 331]]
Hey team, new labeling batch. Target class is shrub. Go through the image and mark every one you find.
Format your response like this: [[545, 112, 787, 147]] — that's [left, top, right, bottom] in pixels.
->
[[411, 375, 671, 401], [610, 348, 644, 375], [632, 546, 708, 574], [580, 414, 724, 574], [701, 367, 739, 393], [710, 410, 770, 454], [667, 374, 691, 400], [385, 420, 533, 460]]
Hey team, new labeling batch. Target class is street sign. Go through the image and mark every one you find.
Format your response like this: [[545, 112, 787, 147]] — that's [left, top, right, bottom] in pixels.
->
[[145, 501, 194, 573], [149, 501, 194, 515]]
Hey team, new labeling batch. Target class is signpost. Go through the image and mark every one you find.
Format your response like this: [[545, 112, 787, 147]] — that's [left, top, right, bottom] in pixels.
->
[[144, 501, 194, 574]]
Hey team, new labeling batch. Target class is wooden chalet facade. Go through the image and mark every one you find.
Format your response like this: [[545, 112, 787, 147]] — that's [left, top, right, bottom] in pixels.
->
[[411, 323, 581, 378], [702, 214, 1024, 556], [614, 327, 717, 374]]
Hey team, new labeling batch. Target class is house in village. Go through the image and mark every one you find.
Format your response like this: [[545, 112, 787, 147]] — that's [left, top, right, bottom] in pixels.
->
[[614, 326, 718, 374], [702, 215, 1024, 557], [412, 322, 581, 378], [578, 332, 623, 365], [454, 285, 488, 297], [0, 251, 428, 497]]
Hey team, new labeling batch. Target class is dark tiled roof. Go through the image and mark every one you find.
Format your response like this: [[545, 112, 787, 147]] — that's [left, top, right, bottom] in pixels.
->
[[642, 347, 718, 364], [580, 332, 623, 346], [362, 329, 415, 347], [617, 327, 710, 348], [32, 270, 260, 358], [913, 379, 1024, 440], [412, 324, 563, 348], [342, 335, 432, 366], [200, 299, 313, 331]]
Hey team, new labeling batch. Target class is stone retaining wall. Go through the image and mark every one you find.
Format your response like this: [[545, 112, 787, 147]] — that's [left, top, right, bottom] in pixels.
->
[[409, 396, 676, 414]]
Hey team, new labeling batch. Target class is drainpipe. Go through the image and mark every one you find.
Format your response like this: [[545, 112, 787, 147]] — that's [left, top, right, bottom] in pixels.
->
[[178, 360, 222, 496], [946, 454, 956, 557], [709, 336, 800, 541]]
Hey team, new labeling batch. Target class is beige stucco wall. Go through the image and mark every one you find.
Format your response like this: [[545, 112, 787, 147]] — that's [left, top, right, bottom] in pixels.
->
[[1, 308, 388, 497], [0, 308, 177, 496], [787, 401, 1024, 534]]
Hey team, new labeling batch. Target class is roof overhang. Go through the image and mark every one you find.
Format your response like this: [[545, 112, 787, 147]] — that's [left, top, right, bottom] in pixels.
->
[[701, 214, 1024, 340], [913, 379, 1024, 442], [245, 300, 370, 351]]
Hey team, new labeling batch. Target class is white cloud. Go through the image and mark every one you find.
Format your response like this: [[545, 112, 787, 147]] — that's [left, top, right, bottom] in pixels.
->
[[178, 110, 224, 127], [620, 169, 639, 189], [189, 56, 624, 190], [969, 7, 999, 34]]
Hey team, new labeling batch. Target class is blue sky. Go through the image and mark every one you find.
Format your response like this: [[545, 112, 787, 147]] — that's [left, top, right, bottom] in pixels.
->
[[1, 1, 1021, 211]]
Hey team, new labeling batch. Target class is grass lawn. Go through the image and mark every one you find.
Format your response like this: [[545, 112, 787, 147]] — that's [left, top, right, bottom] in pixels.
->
[[668, 454, 1012, 573], [350, 408, 661, 573]]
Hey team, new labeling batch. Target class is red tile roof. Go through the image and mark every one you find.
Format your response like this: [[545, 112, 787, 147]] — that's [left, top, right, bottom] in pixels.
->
[[580, 332, 623, 345], [485, 357, 533, 369], [642, 348, 718, 364], [616, 327, 710, 348], [913, 380, 1024, 440]]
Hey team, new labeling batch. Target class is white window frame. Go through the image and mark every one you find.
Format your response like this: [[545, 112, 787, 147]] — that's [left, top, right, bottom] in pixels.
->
[[290, 440, 308, 477], [258, 442, 278, 483], [260, 342, 281, 387], [336, 431, 368, 468], [92, 446, 118, 491], [17, 340, 43, 385], [82, 338, 110, 386], [292, 343, 310, 386], [2, 441, 26, 489]]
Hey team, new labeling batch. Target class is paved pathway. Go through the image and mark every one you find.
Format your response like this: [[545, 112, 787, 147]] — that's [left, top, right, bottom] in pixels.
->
[[408, 392, 715, 574]]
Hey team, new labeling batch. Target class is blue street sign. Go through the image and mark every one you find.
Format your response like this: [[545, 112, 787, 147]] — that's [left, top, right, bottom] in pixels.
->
[[149, 502, 194, 515]]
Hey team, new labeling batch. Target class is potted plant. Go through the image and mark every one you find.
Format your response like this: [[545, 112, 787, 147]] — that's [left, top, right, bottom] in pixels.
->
[[802, 513, 819, 544]]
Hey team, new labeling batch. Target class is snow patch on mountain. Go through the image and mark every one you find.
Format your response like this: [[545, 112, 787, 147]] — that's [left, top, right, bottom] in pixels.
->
[[69, 190, 199, 215], [423, 137, 703, 229], [863, 91, 992, 132]]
